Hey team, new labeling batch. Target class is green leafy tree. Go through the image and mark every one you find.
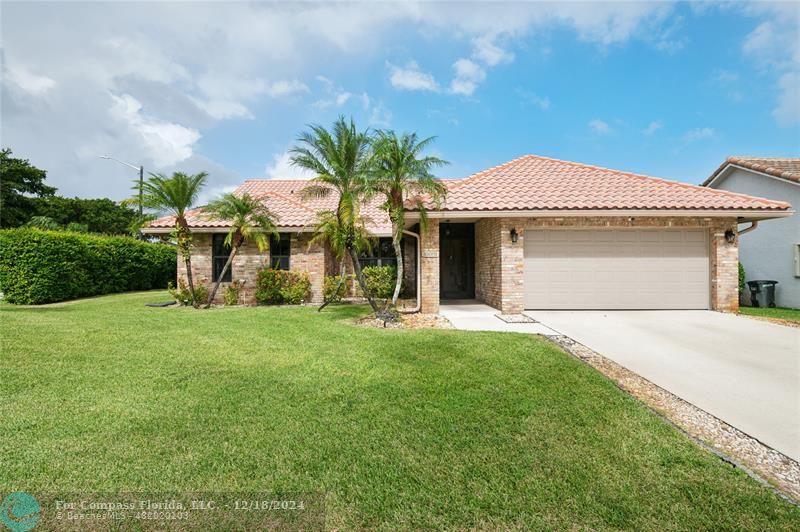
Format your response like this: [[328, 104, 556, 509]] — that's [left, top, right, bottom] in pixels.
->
[[32, 196, 138, 234], [371, 130, 448, 307], [23, 216, 60, 230], [290, 116, 382, 315], [202, 193, 278, 307], [139, 172, 207, 307], [0, 148, 56, 228]]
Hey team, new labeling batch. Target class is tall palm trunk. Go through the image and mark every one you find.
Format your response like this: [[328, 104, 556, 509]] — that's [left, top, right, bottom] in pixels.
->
[[205, 234, 243, 308], [348, 247, 380, 313], [390, 229, 403, 308], [388, 194, 405, 309], [177, 222, 198, 307], [319, 257, 347, 312]]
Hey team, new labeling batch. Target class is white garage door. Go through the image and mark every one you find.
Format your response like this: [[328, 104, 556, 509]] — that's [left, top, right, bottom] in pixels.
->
[[524, 229, 710, 310]]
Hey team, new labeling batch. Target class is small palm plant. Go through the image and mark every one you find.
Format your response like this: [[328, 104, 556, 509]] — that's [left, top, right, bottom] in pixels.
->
[[202, 192, 278, 307], [371, 130, 448, 307], [290, 116, 382, 314], [311, 210, 373, 312], [139, 172, 207, 307]]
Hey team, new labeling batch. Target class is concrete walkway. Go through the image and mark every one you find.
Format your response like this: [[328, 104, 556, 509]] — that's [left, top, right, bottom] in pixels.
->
[[440, 301, 557, 335]]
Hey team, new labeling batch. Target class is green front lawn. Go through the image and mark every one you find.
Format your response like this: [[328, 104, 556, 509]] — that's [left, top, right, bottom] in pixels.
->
[[740, 306, 800, 324], [1, 292, 797, 529]]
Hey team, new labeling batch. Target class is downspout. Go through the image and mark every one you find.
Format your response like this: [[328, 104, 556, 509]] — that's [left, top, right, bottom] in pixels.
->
[[738, 220, 758, 236], [400, 228, 421, 313]]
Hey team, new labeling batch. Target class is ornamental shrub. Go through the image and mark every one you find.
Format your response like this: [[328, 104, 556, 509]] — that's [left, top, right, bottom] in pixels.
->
[[362, 265, 397, 300], [0, 228, 176, 304], [323, 274, 349, 304], [223, 280, 244, 306], [255, 268, 284, 304], [168, 277, 209, 306], [255, 268, 310, 305], [280, 272, 311, 304]]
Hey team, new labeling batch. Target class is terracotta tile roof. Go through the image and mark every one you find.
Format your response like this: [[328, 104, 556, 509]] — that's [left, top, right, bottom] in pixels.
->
[[145, 180, 393, 235], [703, 156, 800, 186], [409, 154, 791, 212], [145, 154, 791, 233]]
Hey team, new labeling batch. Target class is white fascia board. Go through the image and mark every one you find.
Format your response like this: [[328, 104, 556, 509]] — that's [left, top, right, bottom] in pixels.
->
[[405, 209, 794, 220], [707, 163, 800, 189]]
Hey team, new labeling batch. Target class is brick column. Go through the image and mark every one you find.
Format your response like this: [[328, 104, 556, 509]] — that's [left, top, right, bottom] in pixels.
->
[[291, 233, 326, 304], [710, 219, 739, 312], [420, 219, 440, 314], [499, 218, 524, 315]]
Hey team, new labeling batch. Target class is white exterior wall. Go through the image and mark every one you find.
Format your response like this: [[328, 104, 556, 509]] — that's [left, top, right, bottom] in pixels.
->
[[709, 167, 800, 308]]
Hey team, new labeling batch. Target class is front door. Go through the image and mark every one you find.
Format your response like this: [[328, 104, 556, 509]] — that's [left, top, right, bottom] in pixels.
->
[[440, 223, 475, 299]]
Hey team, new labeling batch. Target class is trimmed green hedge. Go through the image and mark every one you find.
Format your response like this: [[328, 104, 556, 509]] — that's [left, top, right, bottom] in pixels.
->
[[0, 228, 176, 304]]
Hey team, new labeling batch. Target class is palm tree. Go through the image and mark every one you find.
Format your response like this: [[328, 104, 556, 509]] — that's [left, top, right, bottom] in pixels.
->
[[140, 172, 207, 307], [371, 130, 448, 307], [290, 116, 382, 314], [202, 193, 278, 307], [310, 209, 373, 312]]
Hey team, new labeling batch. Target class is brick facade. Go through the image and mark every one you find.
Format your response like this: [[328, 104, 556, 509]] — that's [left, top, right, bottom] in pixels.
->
[[419, 219, 440, 314], [177, 231, 327, 305], [182, 216, 740, 313], [423, 216, 740, 315], [475, 218, 502, 309], [402, 234, 417, 297], [709, 222, 740, 312], [290, 233, 326, 304]]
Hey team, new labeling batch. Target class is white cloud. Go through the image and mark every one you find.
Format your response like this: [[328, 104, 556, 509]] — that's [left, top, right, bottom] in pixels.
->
[[773, 72, 800, 127], [472, 34, 514, 66], [713, 69, 739, 84], [109, 93, 200, 167], [642, 120, 663, 135], [683, 127, 715, 141], [742, 21, 776, 60], [190, 98, 252, 120], [517, 89, 551, 110], [265, 151, 314, 180], [312, 75, 353, 108], [387, 61, 439, 92], [360, 92, 371, 110], [739, 4, 800, 126], [4, 64, 56, 96], [368, 101, 392, 128], [265, 79, 309, 98], [0, 1, 691, 198], [589, 119, 612, 135], [192, 77, 308, 119], [450, 58, 486, 96]]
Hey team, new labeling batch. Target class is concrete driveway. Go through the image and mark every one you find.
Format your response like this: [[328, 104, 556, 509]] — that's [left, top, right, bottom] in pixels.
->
[[525, 310, 800, 461]]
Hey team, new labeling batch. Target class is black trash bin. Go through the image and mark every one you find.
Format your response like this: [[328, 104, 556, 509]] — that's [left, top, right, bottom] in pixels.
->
[[746, 280, 778, 308]]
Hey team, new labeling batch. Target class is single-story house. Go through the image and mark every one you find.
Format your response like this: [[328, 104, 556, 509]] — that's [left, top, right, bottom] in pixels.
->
[[702, 156, 800, 308], [143, 154, 792, 313]]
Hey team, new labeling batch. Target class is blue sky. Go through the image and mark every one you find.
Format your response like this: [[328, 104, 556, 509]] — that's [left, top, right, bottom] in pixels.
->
[[2, 2, 798, 201]]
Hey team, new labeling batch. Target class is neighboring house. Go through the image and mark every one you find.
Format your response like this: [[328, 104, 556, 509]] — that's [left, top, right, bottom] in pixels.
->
[[703, 157, 800, 308], [143, 154, 792, 313]]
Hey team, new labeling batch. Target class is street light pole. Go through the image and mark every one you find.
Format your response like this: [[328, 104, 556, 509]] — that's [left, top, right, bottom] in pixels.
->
[[99, 155, 144, 216], [138, 165, 144, 217]]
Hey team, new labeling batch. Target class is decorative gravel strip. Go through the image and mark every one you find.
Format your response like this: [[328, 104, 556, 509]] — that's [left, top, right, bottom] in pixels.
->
[[739, 314, 800, 328], [355, 312, 453, 330], [548, 334, 800, 504]]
